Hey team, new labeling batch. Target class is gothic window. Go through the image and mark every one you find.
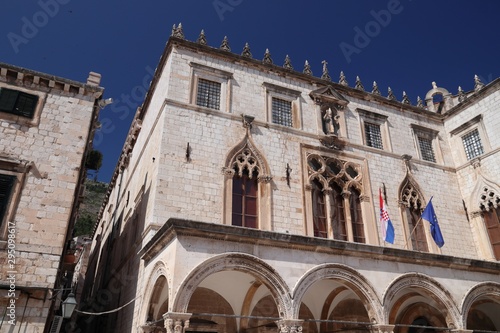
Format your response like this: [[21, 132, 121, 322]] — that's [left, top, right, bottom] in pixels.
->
[[462, 129, 484, 160], [232, 166, 258, 228], [0, 88, 38, 118], [350, 188, 365, 243], [483, 207, 500, 260], [400, 181, 429, 252], [311, 178, 327, 238], [330, 182, 347, 241], [478, 186, 500, 260], [196, 78, 221, 110], [271, 97, 292, 127], [224, 135, 272, 230], [306, 153, 368, 243]]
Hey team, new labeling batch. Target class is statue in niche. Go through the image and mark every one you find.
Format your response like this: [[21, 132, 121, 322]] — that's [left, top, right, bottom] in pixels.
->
[[322, 104, 340, 136]]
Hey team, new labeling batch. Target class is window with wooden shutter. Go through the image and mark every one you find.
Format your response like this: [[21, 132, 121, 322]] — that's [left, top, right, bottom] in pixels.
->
[[483, 207, 500, 260], [0, 88, 39, 118]]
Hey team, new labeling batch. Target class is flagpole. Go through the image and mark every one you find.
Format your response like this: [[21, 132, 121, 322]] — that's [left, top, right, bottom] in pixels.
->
[[404, 215, 424, 250]]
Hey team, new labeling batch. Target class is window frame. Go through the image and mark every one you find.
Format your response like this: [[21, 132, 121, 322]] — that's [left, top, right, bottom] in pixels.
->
[[411, 124, 442, 164], [357, 109, 392, 152], [0, 159, 27, 248], [189, 62, 233, 113], [302, 148, 378, 244], [0, 84, 45, 126], [449, 115, 491, 163], [263, 82, 302, 129]]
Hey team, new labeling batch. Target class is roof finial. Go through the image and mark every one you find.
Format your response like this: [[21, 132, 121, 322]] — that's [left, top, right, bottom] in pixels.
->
[[303, 60, 312, 75], [432, 81, 438, 89], [220, 36, 231, 51], [283, 55, 293, 70], [321, 60, 331, 81], [173, 22, 184, 39], [387, 87, 396, 100], [171, 24, 176, 36], [458, 86, 466, 102], [402, 91, 411, 104], [196, 29, 207, 45], [241, 42, 252, 58], [416, 96, 424, 107], [355, 76, 364, 91], [262, 48, 273, 64], [372, 81, 381, 95], [339, 71, 348, 86], [474, 74, 484, 91]]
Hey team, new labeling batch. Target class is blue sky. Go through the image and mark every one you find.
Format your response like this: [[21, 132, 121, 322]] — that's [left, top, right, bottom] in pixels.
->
[[2, 1, 500, 182]]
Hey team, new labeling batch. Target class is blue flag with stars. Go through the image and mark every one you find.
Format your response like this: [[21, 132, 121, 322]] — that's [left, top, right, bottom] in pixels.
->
[[421, 197, 444, 248]]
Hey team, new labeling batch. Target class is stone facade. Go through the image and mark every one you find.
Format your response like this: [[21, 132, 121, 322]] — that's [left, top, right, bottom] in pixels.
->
[[0, 63, 103, 332], [82, 31, 500, 333]]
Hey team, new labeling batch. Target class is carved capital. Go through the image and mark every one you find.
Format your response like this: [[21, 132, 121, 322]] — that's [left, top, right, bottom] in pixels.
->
[[373, 324, 395, 333], [341, 190, 351, 199], [163, 313, 191, 333], [222, 167, 235, 178], [323, 188, 333, 195], [469, 210, 483, 219], [304, 184, 313, 192], [277, 320, 303, 333]]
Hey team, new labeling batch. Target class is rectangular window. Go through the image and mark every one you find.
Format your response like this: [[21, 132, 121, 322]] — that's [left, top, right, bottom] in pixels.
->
[[0, 88, 38, 118], [364, 122, 383, 149], [417, 136, 436, 162], [0, 174, 16, 228], [462, 129, 484, 160], [196, 78, 221, 110], [271, 97, 292, 127]]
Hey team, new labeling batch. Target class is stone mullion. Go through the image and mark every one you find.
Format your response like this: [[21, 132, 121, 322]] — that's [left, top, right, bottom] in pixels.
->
[[323, 188, 333, 239], [342, 190, 353, 242]]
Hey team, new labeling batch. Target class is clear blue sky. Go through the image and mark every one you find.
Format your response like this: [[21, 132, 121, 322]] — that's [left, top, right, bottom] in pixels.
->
[[2, 1, 500, 182]]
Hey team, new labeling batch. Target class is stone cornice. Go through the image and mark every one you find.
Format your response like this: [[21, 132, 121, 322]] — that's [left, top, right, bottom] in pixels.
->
[[140, 218, 500, 274], [0, 62, 103, 97]]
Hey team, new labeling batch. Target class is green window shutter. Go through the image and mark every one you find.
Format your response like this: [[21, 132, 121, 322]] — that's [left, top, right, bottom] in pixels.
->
[[0, 88, 38, 118], [0, 88, 19, 112], [0, 174, 16, 222], [16, 92, 38, 118]]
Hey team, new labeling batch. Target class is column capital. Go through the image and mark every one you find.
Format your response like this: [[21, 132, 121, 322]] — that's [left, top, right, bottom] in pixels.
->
[[372, 324, 395, 333], [163, 312, 192, 333], [276, 319, 304, 333]]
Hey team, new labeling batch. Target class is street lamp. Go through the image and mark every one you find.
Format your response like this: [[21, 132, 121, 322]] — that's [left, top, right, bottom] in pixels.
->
[[62, 293, 77, 319]]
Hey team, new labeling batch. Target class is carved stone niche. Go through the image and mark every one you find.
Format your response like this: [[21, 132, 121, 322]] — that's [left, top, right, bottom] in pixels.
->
[[309, 86, 349, 138]]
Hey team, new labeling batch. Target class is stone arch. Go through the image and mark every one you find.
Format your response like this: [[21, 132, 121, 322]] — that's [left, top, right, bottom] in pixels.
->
[[383, 273, 460, 329], [140, 261, 170, 325], [461, 282, 500, 330], [292, 263, 383, 324], [467, 175, 500, 213], [224, 131, 271, 179], [172, 252, 292, 318], [398, 175, 425, 210], [425, 84, 452, 113]]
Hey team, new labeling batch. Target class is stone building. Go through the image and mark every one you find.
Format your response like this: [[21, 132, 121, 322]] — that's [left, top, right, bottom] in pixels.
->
[[0, 63, 104, 332], [82, 26, 500, 333]]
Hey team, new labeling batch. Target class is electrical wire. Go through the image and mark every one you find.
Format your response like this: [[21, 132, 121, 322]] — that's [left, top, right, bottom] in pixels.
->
[[75, 294, 141, 316]]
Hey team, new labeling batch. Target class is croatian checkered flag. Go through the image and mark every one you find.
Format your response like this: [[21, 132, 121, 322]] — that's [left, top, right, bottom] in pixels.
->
[[379, 188, 395, 244]]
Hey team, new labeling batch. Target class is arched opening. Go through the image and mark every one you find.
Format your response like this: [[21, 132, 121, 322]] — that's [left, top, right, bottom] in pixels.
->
[[146, 275, 169, 329]]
